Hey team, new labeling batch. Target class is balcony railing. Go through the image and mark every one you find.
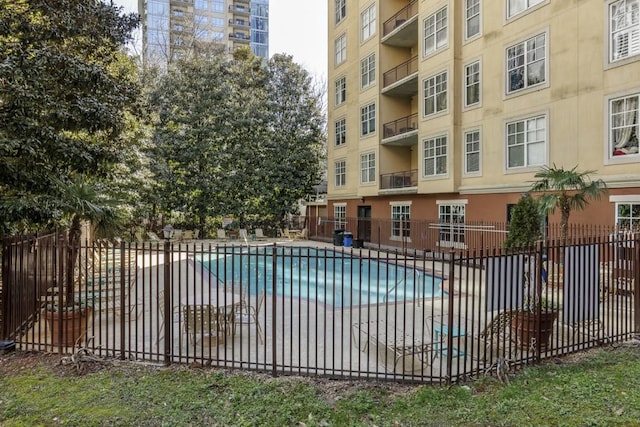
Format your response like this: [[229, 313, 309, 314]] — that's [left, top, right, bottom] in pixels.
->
[[383, 56, 418, 89], [380, 169, 418, 190], [229, 19, 250, 28], [229, 33, 250, 43], [229, 5, 250, 15], [383, 113, 418, 139], [383, 0, 418, 37]]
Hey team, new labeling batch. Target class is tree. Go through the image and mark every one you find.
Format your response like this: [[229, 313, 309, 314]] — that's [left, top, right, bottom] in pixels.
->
[[504, 194, 542, 250], [58, 177, 123, 307], [529, 164, 608, 240], [0, 0, 142, 232], [146, 49, 325, 231]]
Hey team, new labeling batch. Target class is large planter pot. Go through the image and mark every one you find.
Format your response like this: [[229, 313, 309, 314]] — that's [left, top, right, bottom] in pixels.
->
[[511, 310, 558, 351], [46, 307, 93, 347]]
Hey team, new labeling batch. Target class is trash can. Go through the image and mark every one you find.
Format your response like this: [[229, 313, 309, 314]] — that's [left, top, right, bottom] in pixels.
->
[[343, 232, 353, 248], [333, 229, 344, 246], [352, 238, 363, 249]]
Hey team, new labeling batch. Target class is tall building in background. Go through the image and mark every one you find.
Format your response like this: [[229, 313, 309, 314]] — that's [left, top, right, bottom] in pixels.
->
[[325, 0, 640, 247], [139, 0, 269, 66]]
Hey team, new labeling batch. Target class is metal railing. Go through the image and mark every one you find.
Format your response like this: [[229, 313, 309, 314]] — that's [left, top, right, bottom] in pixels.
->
[[383, 113, 418, 139], [380, 170, 418, 190], [383, 0, 419, 37], [383, 56, 418, 88], [2, 233, 638, 384]]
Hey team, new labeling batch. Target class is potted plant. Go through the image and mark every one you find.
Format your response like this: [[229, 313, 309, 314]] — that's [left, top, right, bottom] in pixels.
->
[[45, 176, 122, 347], [224, 220, 240, 238], [504, 194, 558, 351]]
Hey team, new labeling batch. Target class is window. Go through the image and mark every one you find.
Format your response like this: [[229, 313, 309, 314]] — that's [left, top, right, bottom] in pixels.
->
[[507, 33, 546, 94], [506, 115, 546, 168], [610, 0, 640, 62], [172, 24, 184, 32], [423, 135, 448, 176], [464, 130, 481, 174], [335, 0, 346, 24], [616, 202, 640, 231], [334, 160, 346, 187], [361, 4, 376, 41], [360, 152, 376, 184], [335, 34, 347, 65], [335, 76, 346, 105], [211, 17, 224, 27], [391, 205, 411, 238], [439, 204, 465, 246], [361, 103, 376, 136], [466, 0, 481, 39], [172, 8, 184, 16], [507, 0, 544, 18], [424, 7, 448, 56], [360, 54, 376, 88], [211, 0, 224, 13], [423, 71, 447, 116], [610, 93, 640, 157], [335, 118, 346, 146], [465, 61, 480, 107], [334, 205, 346, 229], [195, 0, 207, 10]]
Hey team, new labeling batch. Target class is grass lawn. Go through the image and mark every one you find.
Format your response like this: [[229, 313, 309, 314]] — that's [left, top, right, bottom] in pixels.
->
[[1, 343, 639, 426]]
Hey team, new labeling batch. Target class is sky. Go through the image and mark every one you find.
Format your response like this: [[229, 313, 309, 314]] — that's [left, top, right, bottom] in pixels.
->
[[113, 0, 328, 80]]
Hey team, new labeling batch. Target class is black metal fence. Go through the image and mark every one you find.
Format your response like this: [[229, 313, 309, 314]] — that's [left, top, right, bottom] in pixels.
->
[[2, 232, 639, 384]]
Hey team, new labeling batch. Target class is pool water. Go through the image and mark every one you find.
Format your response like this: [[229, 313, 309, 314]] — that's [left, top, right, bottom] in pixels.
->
[[197, 247, 443, 308]]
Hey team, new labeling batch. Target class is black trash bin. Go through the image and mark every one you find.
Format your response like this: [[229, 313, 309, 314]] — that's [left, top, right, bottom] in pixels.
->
[[343, 232, 353, 247], [333, 229, 344, 246], [352, 238, 363, 249]]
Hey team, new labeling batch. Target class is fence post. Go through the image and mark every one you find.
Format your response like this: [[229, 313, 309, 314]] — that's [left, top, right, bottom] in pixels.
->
[[271, 243, 278, 377], [119, 240, 126, 360], [163, 240, 171, 366], [634, 236, 640, 334], [445, 248, 456, 383]]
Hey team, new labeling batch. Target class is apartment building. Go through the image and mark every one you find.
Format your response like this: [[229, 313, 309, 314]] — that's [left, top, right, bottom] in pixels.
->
[[139, 0, 268, 65], [326, 0, 640, 246]]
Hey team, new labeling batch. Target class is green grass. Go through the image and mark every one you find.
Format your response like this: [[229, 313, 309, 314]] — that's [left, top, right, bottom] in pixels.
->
[[1, 344, 640, 426]]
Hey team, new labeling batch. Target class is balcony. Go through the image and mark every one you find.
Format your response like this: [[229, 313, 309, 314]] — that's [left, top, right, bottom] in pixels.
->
[[382, 114, 418, 146], [382, 56, 418, 96], [229, 19, 250, 29], [229, 32, 250, 43], [380, 170, 418, 192], [382, 0, 419, 47], [229, 5, 250, 15]]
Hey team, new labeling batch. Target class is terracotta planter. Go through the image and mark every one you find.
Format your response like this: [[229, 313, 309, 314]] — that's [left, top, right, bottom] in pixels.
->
[[511, 310, 558, 351], [46, 307, 93, 347]]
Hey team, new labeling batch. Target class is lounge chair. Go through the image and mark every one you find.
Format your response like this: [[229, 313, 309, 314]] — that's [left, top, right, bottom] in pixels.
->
[[147, 231, 162, 242], [254, 228, 267, 240], [352, 320, 435, 374], [216, 229, 228, 240], [239, 229, 249, 241], [235, 289, 266, 344]]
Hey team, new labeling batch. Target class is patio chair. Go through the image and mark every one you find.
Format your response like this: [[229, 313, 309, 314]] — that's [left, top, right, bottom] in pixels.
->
[[235, 289, 266, 344], [254, 228, 267, 240], [239, 229, 249, 241], [183, 304, 235, 347], [352, 320, 435, 374], [147, 231, 162, 242], [216, 229, 228, 241]]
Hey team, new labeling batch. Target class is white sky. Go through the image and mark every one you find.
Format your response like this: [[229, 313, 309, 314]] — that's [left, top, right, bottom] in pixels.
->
[[113, 0, 328, 80]]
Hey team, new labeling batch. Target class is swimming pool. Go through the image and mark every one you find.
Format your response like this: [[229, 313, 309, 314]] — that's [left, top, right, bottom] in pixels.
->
[[197, 247, 443, 308]]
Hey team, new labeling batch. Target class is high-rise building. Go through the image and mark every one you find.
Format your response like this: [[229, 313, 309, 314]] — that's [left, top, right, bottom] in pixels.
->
[[139, 0, 269, 65], [326, 0, 640, 245]]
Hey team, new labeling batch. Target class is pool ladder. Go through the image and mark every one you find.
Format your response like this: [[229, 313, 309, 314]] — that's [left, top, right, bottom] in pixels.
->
[[383, 275, 423, 304]]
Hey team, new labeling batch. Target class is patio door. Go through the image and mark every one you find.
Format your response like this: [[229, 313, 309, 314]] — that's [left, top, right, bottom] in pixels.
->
[[357, 206, 371, 241]]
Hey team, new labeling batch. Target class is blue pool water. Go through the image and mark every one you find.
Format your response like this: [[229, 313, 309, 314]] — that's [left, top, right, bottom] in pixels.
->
[[197, 247, 443, 308]]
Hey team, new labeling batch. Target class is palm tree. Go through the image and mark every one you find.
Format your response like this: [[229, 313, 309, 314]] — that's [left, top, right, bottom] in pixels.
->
[[58, 177, 122, 308], [529, 165, 608, 240]]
